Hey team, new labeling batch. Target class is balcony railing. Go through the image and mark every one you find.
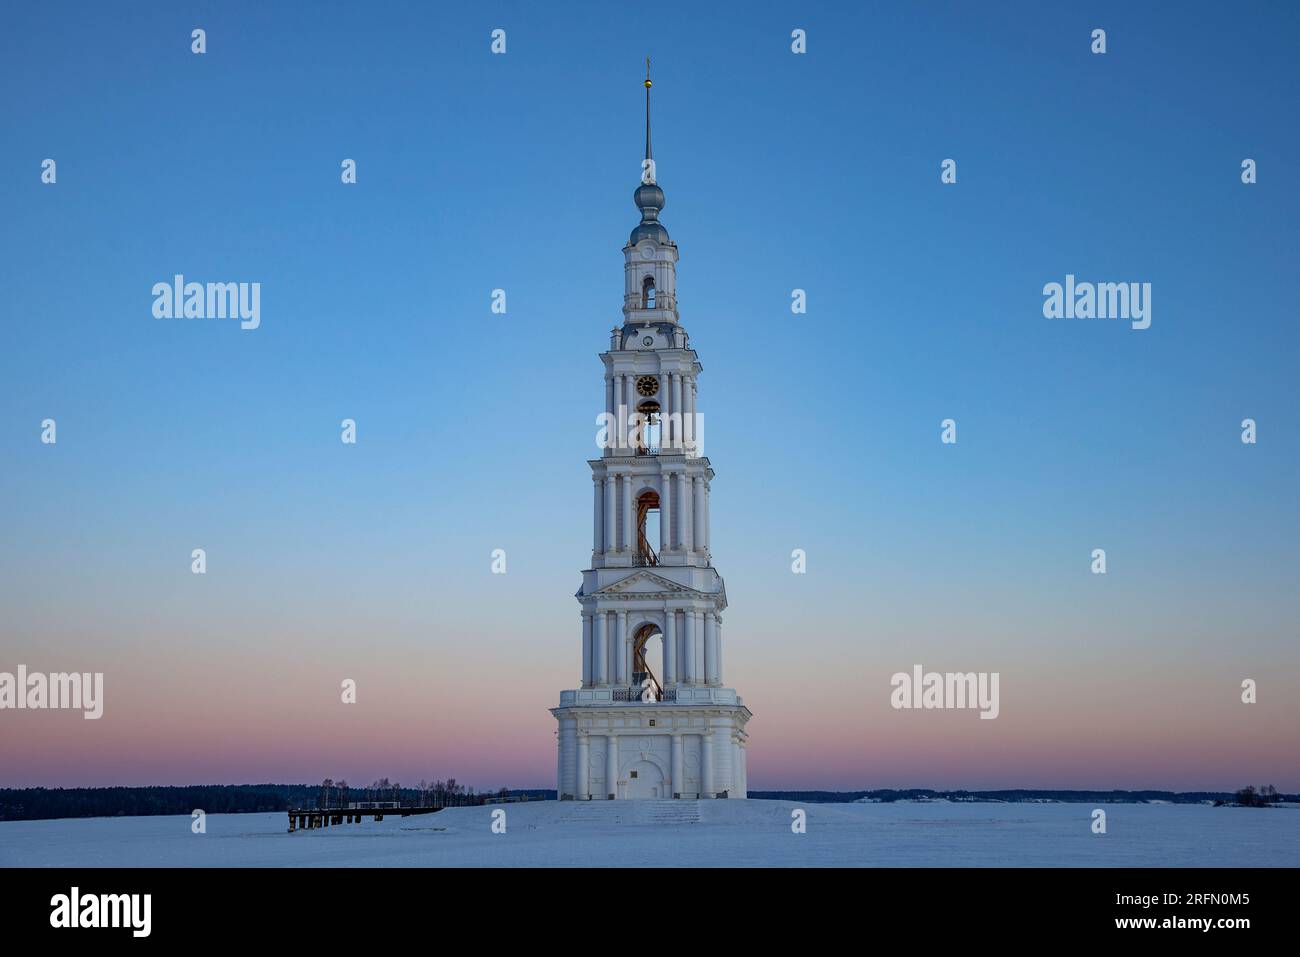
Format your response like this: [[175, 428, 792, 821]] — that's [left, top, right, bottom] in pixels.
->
[[612, 687, 677, 703]]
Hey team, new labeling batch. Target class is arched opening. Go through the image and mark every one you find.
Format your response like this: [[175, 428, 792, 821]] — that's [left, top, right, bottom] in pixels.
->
[[634, 400, 661, 456], [641, 275, 656, 309], [634, 489, 659, 565], [631, 622, 664, 700], [624, 760, 665, 799]]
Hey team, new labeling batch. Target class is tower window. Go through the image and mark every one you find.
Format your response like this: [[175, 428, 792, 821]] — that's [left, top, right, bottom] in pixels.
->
[[642, 275, 656, 309], [635, 401, 661, 455], [634, 488, 661, 561]]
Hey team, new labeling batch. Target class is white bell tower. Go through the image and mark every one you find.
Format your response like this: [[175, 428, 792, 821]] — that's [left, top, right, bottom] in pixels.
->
[[551, 64, 752, 800]]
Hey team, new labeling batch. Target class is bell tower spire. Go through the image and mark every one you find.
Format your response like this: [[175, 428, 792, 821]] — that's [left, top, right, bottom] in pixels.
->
[[644, 56, 653, 176], [624, 60, 678, 325]]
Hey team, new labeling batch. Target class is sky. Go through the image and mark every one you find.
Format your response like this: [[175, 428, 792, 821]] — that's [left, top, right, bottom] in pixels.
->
[[1, 1, 1297, 793]]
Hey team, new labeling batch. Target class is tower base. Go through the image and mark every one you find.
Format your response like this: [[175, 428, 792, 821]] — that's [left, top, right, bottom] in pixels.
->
[[551, 694, 750, 801]]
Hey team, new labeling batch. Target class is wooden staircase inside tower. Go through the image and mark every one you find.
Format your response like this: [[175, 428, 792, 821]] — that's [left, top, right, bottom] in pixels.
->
[[632, 643, 664, 702], [634, 531, 658, 566], [634, 494, 659, 566]]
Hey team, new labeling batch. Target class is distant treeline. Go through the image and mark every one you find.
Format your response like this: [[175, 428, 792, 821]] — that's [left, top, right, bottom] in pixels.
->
[[748, 789, 1299, 804], [1214, 785, 1287, 808], [0, 784, 552, 822], [4, 785, 1294, 822]]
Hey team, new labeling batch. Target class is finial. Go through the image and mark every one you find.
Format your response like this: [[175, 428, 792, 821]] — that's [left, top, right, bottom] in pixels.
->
[[644, 57, 653, 163]]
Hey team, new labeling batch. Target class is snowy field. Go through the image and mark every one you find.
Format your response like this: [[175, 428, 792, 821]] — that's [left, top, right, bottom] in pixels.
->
[[1, 800, 1296, 867]]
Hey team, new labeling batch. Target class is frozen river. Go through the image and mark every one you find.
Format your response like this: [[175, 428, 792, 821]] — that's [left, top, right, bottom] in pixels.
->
[[2, 799, 1296, 867]]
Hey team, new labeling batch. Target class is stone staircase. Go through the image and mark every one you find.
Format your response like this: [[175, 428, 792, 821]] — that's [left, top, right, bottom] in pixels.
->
[[553, 800, 702, 827], [554, 801, 628, 826], [638, 800, 702, 826]]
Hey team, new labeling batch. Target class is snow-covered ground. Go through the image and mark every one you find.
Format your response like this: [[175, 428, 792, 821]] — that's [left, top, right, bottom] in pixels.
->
[[1, 800, 1296, 867]]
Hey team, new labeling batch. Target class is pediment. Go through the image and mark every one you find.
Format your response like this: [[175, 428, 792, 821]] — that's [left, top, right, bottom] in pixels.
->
[[591, 570, 703, 597]]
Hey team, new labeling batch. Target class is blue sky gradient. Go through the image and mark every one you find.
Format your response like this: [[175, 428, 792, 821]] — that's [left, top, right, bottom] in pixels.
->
[[2, 1, 1297, 790]]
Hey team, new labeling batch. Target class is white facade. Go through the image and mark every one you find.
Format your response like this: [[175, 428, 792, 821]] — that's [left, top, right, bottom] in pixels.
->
[[551, 79, 751, 799]]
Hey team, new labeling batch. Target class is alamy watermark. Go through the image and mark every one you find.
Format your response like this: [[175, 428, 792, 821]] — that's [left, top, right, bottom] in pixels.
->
[[50, 887, 150, 937], [1043, 274, 1150, 330], [152, 274, 260, 330], [0, 666, 104, 719], [890, 665, 999, 719], [596, 405, 704, 457]]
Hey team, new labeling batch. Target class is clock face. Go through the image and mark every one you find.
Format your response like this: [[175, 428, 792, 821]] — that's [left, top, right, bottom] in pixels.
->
[[640, 245, 656, 260], [636, 375, 659, 397]]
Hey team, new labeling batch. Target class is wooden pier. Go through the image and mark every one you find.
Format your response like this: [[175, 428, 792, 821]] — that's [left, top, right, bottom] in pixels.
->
[[287, 806, 442, 832]]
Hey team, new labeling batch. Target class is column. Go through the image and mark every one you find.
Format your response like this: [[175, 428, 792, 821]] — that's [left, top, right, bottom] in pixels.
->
[[603, 476, 616, 552], [605, 734, 619, 800], [684, 376, 695, 442], [625, 621, 634, 684], [671, 373, 683, 449], [713, 729, 731, 795], [615, 612, 627, 684], [704, 611, 718, 686], [660, 476, 672, 552], [659, 372, 669, 430], [677, 470, 691, 554], [663, 610, 677, 684], [613, 375, 624, 449], [682, 610, 696, 684], [733, 739, 743, 799], [594, 611, 607, 685], [625, 374, 636, 420], [702, 481, 709, 555], [696, 611, 707, 681], [608, 614, 618, 684], [681, 613, 691, 681], [605, 375, 613, 419], [663, 373, 673, 448], [671, 734, 683, 799], [692, 475, 704, 557], [576, 734, 590, 800], [581, 613, 593, 687], [592, 478, 602, 554], [715, 616, 723, 685], [621, 474, 634, 552], [701, 731, 714, 797]]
